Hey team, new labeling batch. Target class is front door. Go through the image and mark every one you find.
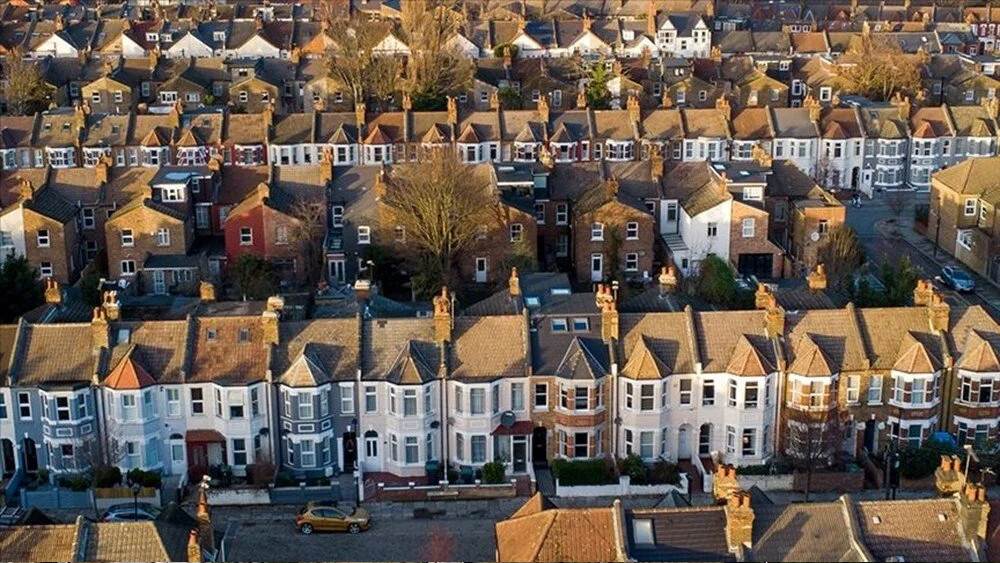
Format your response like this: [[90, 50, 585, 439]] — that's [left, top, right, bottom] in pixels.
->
[[152, 270, 166, 295], [590, 254, 603, 282], [532, 427, 547, 467], [1, 439, 15, 477], [23, 438, 38, 472], [170, 440, 186, 475], [698, 424, 712, 456], [329, 259, 345, 284], [342, 432, 357, 471], [188, 443, 209, 481], [475, 257, 488, 283], [663, 201, 679, 234], [677, 427, 691, 460], [512, 436, 527, 472]]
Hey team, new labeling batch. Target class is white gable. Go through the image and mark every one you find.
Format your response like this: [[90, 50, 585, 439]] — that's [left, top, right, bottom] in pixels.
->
[[446, 33, 480, 58], [658, 18, 677, 32], [566, 30, 611, 55], [166, 32, 213, 58], [236, 34, 281, 58], [33, 34, 78, 57], [619, 35, 659, 58], [372, 33, 410, 56], [121, 33, 147, 58]]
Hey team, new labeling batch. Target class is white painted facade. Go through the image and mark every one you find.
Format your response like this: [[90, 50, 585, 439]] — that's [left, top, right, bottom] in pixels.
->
[[676, 199, 732, 276], [0, 206, 26, 268], [166, 32, 214, 58], [31, 34, 78, 58]]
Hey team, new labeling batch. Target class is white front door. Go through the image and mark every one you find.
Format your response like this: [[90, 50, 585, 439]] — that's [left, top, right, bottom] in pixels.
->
[[475, 257, 488, 283], [677, 427, 691, 460], [152, 270, 166, 294], [170, 441, 186, 474], [590, 254, 603, 282]]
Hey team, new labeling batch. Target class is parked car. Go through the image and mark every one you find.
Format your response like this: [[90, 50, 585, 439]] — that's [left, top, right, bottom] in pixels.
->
[[295, 502, 370, 534], [102, 502, 162, 522], [940, 266, 976, 292]]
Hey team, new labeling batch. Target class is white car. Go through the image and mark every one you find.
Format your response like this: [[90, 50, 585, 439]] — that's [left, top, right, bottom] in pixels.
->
[[102, 502, 161, 522]]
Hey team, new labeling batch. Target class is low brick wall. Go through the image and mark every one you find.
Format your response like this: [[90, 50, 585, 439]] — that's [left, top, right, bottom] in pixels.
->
[[373, 480, 522, 502], [792, 471, 864, 493]]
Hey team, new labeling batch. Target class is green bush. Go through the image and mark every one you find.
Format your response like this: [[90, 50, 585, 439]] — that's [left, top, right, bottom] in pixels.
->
[[92, 465, 122, 488], [899, 437, 957, 480], [552, 458, 616, 486], [649, 460, 681, 485], [274, 470, 296, 487], [492, 43, 519, 58], [695, 254, 737, 307], [736, 463, 773, 476], [58, 474, 90, 492], [126, 468, 162, 488], [481, 461, 506, 484], [619, 454, 648, 484]]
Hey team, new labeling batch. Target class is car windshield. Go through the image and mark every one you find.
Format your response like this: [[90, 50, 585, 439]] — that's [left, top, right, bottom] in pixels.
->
[[952, 270, 971, 281]]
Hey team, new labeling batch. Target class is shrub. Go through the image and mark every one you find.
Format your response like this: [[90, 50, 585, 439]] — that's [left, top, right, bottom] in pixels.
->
[[482, 461, 506, 484], [736, 463, 773, 476], [695, 254, 737, 307], [552, 459, 616, 486], [126, 468, 162, 488], [899, 447, 941, 479], [274, 471, 296, 487], [914, 203, 929, 224], [619, 454, 648, 484], [58, 474, 90, 492], [92, 465, 122, 488], [649, 460, 681, 485]]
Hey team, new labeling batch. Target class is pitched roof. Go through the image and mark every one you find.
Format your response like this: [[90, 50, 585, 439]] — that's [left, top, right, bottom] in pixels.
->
[[361, 318, 439, 382], [753, 500, 865, 562], [450, 316, 528, 380], [694, 310, 774, 373], [271, 318, 359, 383], [854, 498, 973, 562], [11, 324, 98, 387], [23, 187, 79, 224], [621, 335, 671, 379], [727, 334, 775, 376], [277, 350, 328, 387], [625, 507, 735, 563], [510, 492, 556, 520], [189, 316, 270, 384], [107, 320, 189, 385], [0, 522, 79, 561], [933, 156, 1000, 196], [554, 337, 609, 380], [786, 308, 869, 373], [104, 346, 156, 390], [789, 334, 835, 376], [956, 329, 1000, 372], [495, 507, 622, 562], [892, 331, 941, 373]]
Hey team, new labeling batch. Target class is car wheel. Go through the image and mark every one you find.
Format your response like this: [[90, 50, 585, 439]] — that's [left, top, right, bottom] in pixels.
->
[[300, 523, 313, 535], [348, 523, 361, 534]]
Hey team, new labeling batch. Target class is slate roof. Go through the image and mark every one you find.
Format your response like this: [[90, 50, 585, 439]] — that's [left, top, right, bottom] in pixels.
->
[[450, 316, 528, 381], [854, 498, 972, 562], [625, 507, 735, 563], [271, 318, 359, 384], [107, 320, 190, 385], [23, 187, 79, 224], [361, 318, 439, 382], [785, 308, 869, 373], [752, 500, 865, 562], [10, 324, 98, 387], [189, 316, 270, 384], [856, 307, 941, 371], [619, 312, 696, 376]]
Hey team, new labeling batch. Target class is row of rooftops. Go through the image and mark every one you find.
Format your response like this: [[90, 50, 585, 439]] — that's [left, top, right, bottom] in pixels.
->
[[1, 273, 998, 392], [2, 97, 996, 157]]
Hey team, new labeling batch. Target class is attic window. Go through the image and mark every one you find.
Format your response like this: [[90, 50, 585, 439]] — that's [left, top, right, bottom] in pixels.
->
[[550, 288, 570, 296], [871, 516, 882, 524], [117, 328, 131, 343], [44, 123, 52, 131], [202, 119, 211, 127], [206, 328, 217, 341], [111, 125, 121, 135], [238, 328, 250, 343], [62, 122, 71, 131], [572, 318, 589, 332], [525, 297, 540, 308], [633, 519, 654, 545], [551, 318, 568, 332]]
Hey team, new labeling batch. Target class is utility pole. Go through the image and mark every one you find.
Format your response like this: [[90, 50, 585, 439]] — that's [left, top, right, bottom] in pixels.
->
[[884, 440, 898, 500]]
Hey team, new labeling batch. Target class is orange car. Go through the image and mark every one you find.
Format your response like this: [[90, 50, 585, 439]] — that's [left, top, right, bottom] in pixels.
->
[[295, 502, 371, 534]]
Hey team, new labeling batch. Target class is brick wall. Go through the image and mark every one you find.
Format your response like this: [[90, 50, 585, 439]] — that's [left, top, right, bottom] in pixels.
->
[[729, 200, 783, 278], [573, 201, 655, 282], [106, 204, 191, 278], [790, 203, 845, 273], [23, 208, 78, 284]]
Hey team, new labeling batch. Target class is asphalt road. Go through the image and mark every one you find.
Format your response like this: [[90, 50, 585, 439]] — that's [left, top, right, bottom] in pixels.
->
[[846, 191, 999, 316], [219, 510, 497, 562]]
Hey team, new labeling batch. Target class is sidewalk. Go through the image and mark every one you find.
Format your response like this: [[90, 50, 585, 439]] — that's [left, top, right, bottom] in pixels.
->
[[876, 216, 1000, 313]]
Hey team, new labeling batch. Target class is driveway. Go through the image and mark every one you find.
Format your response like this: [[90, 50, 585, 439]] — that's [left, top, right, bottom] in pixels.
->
[[217, 507, 497, 562]]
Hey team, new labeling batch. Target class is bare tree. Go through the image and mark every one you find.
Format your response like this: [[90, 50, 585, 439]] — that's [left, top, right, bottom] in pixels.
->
[[380, 151, 497, 290], [787, 419, 847, 501], [884, 191, 908, 224], [400, 1, 475, 108], [325, 18, 403, 111], [842, 34, 923, 102], [817, 225, 865, 288], [2, 48, 52, 115], [289, 200, 327, 287]]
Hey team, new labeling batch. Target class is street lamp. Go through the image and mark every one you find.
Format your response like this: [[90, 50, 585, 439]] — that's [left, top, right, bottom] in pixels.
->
[[131, 482, 141, 519]]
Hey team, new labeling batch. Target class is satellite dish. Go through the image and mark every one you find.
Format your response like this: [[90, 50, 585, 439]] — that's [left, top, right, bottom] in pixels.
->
[[500, 411, 516, 429], [810, 231, 820, 242]]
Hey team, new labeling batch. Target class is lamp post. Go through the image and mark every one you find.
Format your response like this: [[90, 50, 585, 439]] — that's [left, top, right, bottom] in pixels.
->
[[933, 196, 942, 260], [131, 482, 141, 519]]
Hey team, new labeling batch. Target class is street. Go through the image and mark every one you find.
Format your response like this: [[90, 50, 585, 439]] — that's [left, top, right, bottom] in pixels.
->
[[845, 191, 1000, 316], [215, 505, 501, 562]]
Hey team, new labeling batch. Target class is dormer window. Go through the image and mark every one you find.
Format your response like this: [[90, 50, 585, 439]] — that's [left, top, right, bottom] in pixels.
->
[[238, 328, 250, 343], [213, 31, 226, 42], [605, 140, 633, 161], [160, 185, 185, 202], [146, 32, 158, 42]]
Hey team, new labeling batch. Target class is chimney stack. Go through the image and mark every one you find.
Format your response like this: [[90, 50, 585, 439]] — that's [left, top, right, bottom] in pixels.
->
[[537, 94, 549, 123], [187, 529, 202, 563], [199, 281, 216, 302], [490, 90, 501, 110], [934, 454, 966, 497], [646, 0, 657, 37], [91, 307, 110, 350], [807, 264, 827, 291], [713, 464, 741, 503], [509, 267, 521, 297], [959, 482, 990, 541], [96, 153, 112, 184], [657, 264, 678, 296], [320, 147, 334, 185], [576, 89, 587, 109], [650, 144, 664, 180], [724, 491, 755, 554], [102, 290, 120, 321], [716, 96, 731, 122], [913, 279, 934, 306], [433, 287, 452, 343], [596, 284, 619, 343], [196, 478, 216, 553], [261, 296, 283, 345], [627, 94, 641, 125], [929, 292, 950, 333], [355, 102, 366, 133], [447, 95, 458, 126], [374, 169, 386, 200], [43, 278, 61, 305]]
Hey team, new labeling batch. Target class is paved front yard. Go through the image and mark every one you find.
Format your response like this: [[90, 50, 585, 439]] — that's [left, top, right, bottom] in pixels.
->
[[218, 507, 496, 562]]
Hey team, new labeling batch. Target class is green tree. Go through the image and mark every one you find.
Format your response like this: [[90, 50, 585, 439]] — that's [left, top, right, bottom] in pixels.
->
[[229, 254, 279, 301], [1, 48, 52, 116], [79, 268, 103, 307], [0, 255, 44, 322], [817, 225, 865, 289], [584, 59, 613, 109], [695, 254, 737, 307], [497, 86, 522, 109], [880, 255, 919, 306]]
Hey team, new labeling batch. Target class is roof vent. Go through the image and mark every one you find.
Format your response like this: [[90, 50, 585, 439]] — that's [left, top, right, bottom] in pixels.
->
[[872, 516, 882, 524], [938, 513, 947, 522]]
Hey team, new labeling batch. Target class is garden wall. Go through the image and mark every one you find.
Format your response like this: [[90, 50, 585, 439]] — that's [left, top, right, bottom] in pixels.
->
[[737, 474, 795, 491], [555, 474, 688, 498], [93, 487, 161, 510], [208, 488, 271, 506], [22, 487, 92, 510], [372, 478, 524, 502]]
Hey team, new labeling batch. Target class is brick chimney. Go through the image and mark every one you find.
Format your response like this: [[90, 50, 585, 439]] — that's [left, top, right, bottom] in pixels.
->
[[187, 530, 202, 563], [96, 153, 112, 184], [913, 279, 934, 306], [433, 287, 452, 343], [373, 169, 386, 201], [355, 101, 366, 133], [724, 491, 755, 554], [102, 290, 120, 321], [959, 482, 990, 541], [199, 281, 216, 302], [91, 307, 110, 350], [509, 267, 521, 297], [537, 94, 549, 122], [196, 478, 216, 553], [716, 95, 731, 122], [934, 454, 966, 497], [650, 144, 664, 180], [582, 9, 591, 31], [447, 95, 458, 127], [402, 93, 412, 111], [929, 292, 950, 333], [646, 0, 657, 37], [169, 99, 183, 129], [627, 94, 641, 125], [755, 289, 785, 338], [984, 96, 999, 120], [490, 90, 500, 110], [754, 283, 772, 309], [44, 279, 62, 305], [576, 89, 587, 109], [502, 45, 512, 69], [261, 296, 283, 345], [657, 265, 677, 296], [713, 464, 741, 503], [263, 100, 275, 130], [596, 284, 619, 343], [807, 264, 827, 291], [320, 149, 333, 185]]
